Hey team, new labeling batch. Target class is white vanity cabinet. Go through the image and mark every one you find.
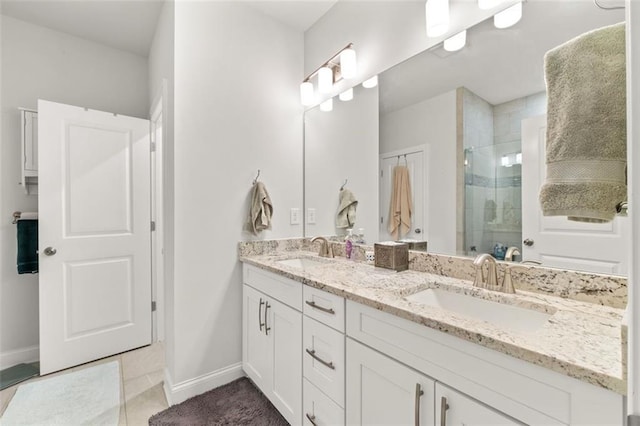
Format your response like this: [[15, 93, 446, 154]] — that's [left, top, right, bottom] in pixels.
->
[[242, 265, 302, 425], [20, 108, 38, 193], [346, 338, 435, 426], [435, 383, 521, 426]]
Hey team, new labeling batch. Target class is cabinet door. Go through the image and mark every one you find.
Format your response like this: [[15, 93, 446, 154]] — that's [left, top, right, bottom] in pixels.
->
[[347, 339, 435, 426], [435, 383, 522, 426], [23, 110, 38, 174], [243, 284, 272, 390], [269, 296, 302, 425]]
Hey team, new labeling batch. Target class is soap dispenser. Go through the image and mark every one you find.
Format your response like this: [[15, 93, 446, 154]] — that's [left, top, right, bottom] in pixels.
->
[[345, 229, 354, 260]]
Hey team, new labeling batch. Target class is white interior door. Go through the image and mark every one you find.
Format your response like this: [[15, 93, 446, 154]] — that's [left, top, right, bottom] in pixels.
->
[[521, 114, 628, 275], [380, 148, 426, 242], [38, 100, 152, 374]]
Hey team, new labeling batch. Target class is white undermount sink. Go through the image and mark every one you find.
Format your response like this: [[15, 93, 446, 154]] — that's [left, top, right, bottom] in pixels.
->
[[276, 257, 328, 270], [405, 288, 553, 333]]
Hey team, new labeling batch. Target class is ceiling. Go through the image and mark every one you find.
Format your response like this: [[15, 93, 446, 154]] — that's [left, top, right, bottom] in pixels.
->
[[0, 0, 336, 57], [380, 0, 626, 113]]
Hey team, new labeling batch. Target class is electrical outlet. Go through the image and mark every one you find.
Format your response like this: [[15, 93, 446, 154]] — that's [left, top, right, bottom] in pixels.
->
[[290, 208, 301, 225], [307, 208, 316, 224]]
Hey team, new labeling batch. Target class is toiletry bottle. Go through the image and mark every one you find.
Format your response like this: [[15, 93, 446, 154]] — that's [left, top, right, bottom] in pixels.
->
[[356, 228, 366, 244], [345, 229, 354, 260]]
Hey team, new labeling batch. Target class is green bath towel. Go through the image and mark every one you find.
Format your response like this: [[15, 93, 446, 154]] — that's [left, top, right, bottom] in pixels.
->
[[17, 219, 38, 274]]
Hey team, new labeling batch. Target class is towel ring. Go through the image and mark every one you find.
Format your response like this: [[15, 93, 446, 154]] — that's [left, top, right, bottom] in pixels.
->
[[252, 169, 261, 185], [340, 179, 348, 191]]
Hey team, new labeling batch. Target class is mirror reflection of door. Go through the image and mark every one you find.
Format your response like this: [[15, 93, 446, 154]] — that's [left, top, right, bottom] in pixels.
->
[[521, 115, 629, 275], [379, 148, 425, 242]]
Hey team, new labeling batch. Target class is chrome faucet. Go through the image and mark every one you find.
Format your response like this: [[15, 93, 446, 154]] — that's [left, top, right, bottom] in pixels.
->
[[473, 253, 499, 289], [504, 246, 521, 262], [310, 236, 334, 258]]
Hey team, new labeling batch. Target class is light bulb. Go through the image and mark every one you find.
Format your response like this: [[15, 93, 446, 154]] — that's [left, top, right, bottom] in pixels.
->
[[340, 47, 357, 79], [339, 88, 354, 101], [494, 2, 522, 29], [318, 66, 333, 94], [362, 76, 378, 89], [443, 30, 466, 52], [426, 0, 450, 38], [478, 0, 502, 9], [300, 81, 314, 106], [320, 98, 333, 112]]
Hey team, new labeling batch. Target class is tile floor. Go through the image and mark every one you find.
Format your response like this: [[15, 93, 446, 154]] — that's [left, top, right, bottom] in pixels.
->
[[0, 343, 168, 425]]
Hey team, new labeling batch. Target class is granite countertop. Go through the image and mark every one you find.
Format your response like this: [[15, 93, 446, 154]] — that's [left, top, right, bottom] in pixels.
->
[[240, 250, 626, 395]]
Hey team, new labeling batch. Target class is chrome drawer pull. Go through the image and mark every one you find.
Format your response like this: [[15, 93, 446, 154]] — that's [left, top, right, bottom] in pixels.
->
[[264, 302, 271, 336], [305, 348, 335, 370], [415, 383, 424, 426], [258, 298, 265, 331], [305, 300, 335, 315], [306, 413, 318, 426], [440, 396, 449, 426]]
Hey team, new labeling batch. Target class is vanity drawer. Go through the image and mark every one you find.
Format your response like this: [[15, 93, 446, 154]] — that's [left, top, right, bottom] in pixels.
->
[[303, 285, 345, 332], [303, 316, 345, 407], [303, 378, 345, 426], [243, 264, 302, 311]]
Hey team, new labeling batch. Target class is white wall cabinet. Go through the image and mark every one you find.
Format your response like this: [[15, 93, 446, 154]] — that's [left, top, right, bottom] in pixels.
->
[[242, 279, 301, 425], [346, 338, 435, 426], [20, 108, 38, 194]]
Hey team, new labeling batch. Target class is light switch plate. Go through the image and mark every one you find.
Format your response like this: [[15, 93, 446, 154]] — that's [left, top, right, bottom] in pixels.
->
[[307, 208, 316, 224], [290, 208, 301, 225]]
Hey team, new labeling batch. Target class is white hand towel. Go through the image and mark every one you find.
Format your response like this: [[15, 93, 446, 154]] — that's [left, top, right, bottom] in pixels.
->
[[336, 189, 358, 229], [246, 181, 273, 235], [388, 166, 413, 240]]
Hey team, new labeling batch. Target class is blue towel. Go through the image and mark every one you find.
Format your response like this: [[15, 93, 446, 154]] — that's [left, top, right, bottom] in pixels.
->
[[17, 220, 38, 274]]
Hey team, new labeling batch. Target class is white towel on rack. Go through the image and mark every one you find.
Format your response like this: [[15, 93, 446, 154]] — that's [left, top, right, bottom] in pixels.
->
[[246, 182, 273, 235], [17, 212, 38, 221]]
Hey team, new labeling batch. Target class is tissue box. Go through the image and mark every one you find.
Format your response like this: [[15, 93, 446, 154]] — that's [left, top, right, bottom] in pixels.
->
[[374, 242, 409, 272], [398, 239, 428, 252]]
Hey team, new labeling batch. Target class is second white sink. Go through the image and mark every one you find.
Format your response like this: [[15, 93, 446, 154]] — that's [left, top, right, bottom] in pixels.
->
[[276, 257, 328, 270], [405, 288, 553, 333]]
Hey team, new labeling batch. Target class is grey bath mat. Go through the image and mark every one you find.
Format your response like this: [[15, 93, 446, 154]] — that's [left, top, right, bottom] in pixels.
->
[[149, 377, 289, 426], [0, 362, 39, 391]]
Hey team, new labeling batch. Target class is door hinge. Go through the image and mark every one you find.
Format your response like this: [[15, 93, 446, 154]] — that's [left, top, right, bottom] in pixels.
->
[[380, 170, 383, 178], [151, 142, 156, 152], [151, 221, 156, 231], [151, 301, 157, 312], [381, 217, 384, 224]]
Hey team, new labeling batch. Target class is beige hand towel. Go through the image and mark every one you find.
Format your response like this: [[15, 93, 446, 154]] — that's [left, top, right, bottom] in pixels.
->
[[388, 166, 413, 240], [336, 188, 358, 229], [539, 22, 626, 223], [246, 181, 273, 235]]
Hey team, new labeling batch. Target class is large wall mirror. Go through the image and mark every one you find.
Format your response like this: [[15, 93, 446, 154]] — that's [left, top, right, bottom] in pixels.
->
[[304, 1, 627, 276]]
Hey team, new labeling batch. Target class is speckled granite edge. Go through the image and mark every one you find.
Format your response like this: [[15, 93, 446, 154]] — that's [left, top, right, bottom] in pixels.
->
[[238, 238, 627, 309]]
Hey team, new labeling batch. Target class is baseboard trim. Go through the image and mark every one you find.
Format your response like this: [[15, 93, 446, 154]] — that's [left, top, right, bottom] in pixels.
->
[[0, 345, 39, 370], [163, 363, 244, 406]]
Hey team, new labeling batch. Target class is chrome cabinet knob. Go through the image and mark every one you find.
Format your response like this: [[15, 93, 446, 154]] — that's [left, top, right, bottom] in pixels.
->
[[43, 247, 57, 256], [414, 228, 422, 234], [523, 239, 534, 247]]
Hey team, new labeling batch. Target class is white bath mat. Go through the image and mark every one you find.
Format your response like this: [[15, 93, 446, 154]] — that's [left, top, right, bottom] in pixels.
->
[[1, 361, 120, 425]]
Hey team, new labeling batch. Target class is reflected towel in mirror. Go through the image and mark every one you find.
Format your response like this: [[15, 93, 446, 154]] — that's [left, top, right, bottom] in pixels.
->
[[388, 165, 412, 239], [245, 181, 273, 235], [539, 22, 626, 223], [336, 188, 358, 229]]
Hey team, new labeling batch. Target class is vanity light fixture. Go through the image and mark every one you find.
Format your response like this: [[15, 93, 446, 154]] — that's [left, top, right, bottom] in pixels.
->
[[320, 98, 333, 112], [299, 43, 357, 106], [443, 30, 467, 52], [362, 75, 378, 89], [300, 81, 315, 106], [426, 0, 450, 37], [339, 88, 354, 101], [494, 2, 522, 29]]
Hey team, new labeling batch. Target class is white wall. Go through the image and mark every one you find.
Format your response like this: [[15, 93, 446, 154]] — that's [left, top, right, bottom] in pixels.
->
[[380, 90, 457, 255], [305, 85, 379, 241], [169, 1, 303, 401], [0, 15, 149, 367], [148, 0, 175, 386]]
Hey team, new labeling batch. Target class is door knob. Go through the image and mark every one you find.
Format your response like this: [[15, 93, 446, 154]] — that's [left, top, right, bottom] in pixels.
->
[[523, 239, 534, 247], [414, 228, 422, 234], [43, 247, 57, 256]]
